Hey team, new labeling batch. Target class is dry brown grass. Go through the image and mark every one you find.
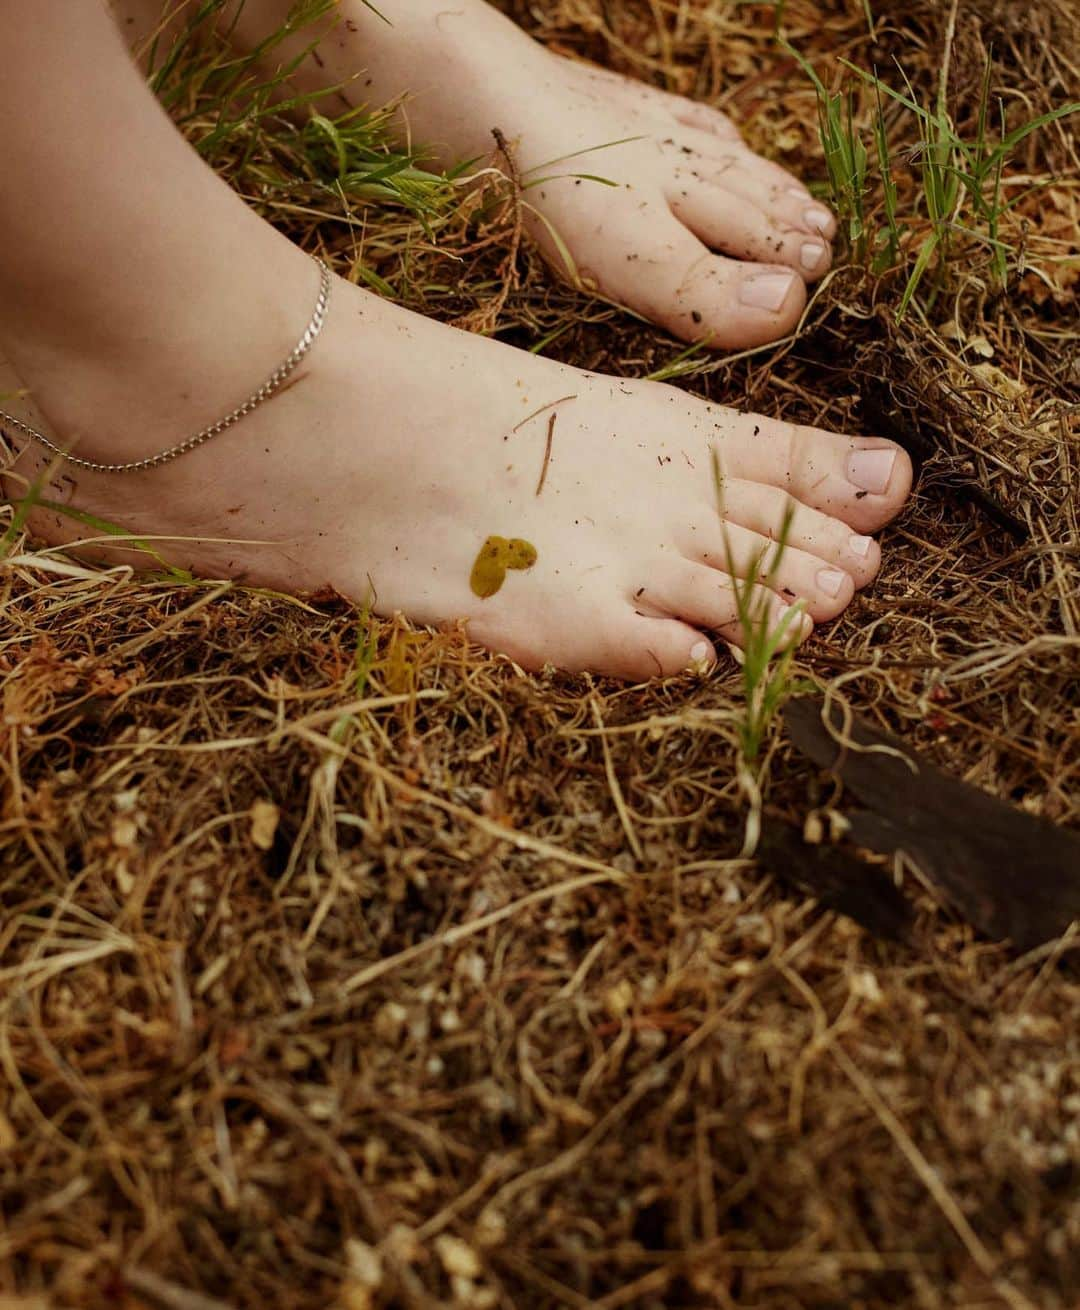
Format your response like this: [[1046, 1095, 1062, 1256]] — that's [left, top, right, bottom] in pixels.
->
[[2, 1, 1078, 1307]]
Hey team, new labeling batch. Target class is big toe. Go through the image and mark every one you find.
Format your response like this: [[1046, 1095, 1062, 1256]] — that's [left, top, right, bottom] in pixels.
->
[[714, 412, 914, 531]]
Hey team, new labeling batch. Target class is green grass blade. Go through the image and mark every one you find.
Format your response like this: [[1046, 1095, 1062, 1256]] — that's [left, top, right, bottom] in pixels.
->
[[896, 230, 940, 321]]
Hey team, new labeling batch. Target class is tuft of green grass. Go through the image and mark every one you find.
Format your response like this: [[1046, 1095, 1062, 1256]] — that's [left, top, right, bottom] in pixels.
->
[[711, 450, 811, 859], [843, 56, 1079, 315], [781, 23, 1080, 317], [144, 0, 461, 226], [778, 36, 870, 258], [711, 452, 807, 768], [351, 601, 379, 699], [871, 79, 900, 272]]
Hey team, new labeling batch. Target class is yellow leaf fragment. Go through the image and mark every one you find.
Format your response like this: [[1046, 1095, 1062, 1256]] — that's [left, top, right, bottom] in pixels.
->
[[470, 536, 508, 598], [504, 538, 537, 569], [469, 535, 537, 599]]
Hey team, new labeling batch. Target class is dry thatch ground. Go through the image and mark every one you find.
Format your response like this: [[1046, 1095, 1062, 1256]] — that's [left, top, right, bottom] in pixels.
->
[[2, 1, 1078, 1307]]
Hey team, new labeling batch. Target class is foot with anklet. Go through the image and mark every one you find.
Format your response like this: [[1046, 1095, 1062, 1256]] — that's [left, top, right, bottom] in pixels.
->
[[0, 3, 911, 681]]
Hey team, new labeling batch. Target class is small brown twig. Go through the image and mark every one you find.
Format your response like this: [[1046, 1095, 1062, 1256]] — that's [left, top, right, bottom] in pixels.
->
[[535, 412, 556, 496], [453, 126, 525, 335], [511, 392, 577, 434]]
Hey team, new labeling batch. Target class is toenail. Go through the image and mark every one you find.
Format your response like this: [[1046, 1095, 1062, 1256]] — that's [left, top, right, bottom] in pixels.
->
[[804, 206, 833, 234], [849, 533, 873, 557], [689, 640, 714, 668], [739, 270, 796, 312], [800, 241, 824, 270], [817, 567, 847, 598], [777, 603, 811, 641], [846, 447, 897, 494]]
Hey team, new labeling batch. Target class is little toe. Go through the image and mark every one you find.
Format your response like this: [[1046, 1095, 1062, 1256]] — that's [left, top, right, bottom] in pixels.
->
[[730, 168, 837, 247], [713, 414, 913, 530], [731, 150, 839, 239], [618, 612, 719, 678], [707, 479, 883, 587], [667, 176, 833, 281]]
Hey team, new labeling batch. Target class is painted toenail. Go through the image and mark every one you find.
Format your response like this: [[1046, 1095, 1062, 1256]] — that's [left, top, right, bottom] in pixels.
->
[[800, 241, 824, 270], [739, 271, 796, 312], [849, 533, 873, 557], [804, 206, 832, 234], [817, 567, 847, 598], [846, 448, 897, 494]]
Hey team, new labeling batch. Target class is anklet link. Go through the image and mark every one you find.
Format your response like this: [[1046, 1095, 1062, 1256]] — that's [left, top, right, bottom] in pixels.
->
[[0, 257, 332, 474]]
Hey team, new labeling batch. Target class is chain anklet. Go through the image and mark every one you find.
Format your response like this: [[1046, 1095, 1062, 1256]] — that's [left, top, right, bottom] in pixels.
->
[[0, 256, 332, 474]]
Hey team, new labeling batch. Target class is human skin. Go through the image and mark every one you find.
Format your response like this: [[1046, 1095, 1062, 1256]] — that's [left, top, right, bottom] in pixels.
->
[[114, 0, 838, 349], [0, 3, 911, 679]]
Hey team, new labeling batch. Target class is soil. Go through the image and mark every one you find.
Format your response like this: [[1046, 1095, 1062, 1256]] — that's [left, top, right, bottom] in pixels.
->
[[1, 2, 1078, 1307]]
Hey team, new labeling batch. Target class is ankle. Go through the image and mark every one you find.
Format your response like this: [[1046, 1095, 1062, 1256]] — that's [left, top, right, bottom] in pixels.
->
[[1, 237, 322, 467]]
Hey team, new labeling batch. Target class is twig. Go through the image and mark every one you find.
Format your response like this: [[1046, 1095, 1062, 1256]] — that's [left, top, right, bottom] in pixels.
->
[[511, 392, 577, 434], [454, 126, 524, 334], [590, 696, 643, 861], [534, 412, 556, 496]]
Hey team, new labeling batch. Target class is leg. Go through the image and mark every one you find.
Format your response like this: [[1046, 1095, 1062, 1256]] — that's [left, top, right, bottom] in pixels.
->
[[0, 2, 317, 462], [0, 3, 911, 679], [136, 0, 838, 350]]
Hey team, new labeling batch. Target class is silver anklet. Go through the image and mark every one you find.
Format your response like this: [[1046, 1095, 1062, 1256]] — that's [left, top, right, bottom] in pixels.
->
[[0, 256, 332, 474]]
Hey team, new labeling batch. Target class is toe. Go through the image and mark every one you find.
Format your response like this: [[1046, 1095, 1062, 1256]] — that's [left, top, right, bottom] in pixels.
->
[[468, 602, 713, 679], [731, 149, 838, 240], [640, 561, 813, 650], [558, 193, 806, 348], [616, 612, 718, 678], [703, 479, 883, 587], [662, 136, 838, 242], [679, 520, 856, 622], [667, 173, 833, 282], [712, 414, 914, 531]]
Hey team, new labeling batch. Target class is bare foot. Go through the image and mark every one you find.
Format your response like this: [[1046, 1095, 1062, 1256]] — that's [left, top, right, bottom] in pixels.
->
[[203, 0, 839, 349], [1, 1, 906, 681], [1, 262, 909, 680]]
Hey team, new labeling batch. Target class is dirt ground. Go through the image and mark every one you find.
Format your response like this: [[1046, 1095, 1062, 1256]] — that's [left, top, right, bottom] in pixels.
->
[[2, 1, 1078, 1307]]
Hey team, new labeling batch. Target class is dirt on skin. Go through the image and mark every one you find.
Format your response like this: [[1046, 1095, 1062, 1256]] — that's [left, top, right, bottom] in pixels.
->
[[1, 1, 1078, 1307]]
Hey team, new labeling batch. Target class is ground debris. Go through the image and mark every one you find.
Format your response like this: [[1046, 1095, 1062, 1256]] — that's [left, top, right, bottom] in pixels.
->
[[758, 815, 915, 943], [2, 0, 1079, 1306], [786, 695, 1080, 951]]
